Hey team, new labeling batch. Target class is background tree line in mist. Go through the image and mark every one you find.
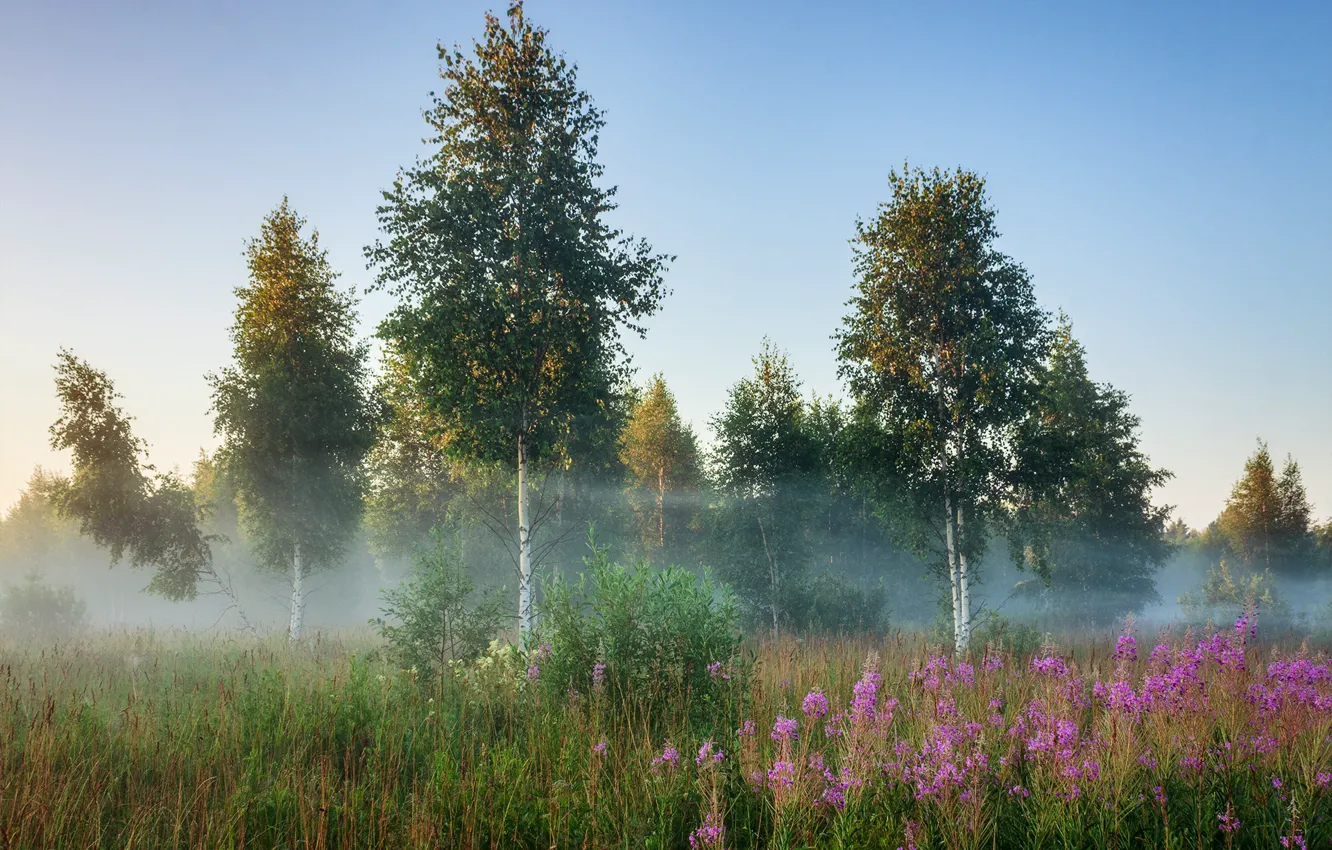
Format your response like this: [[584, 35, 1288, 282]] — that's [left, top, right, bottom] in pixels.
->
[[2, 4, 1329, 647]]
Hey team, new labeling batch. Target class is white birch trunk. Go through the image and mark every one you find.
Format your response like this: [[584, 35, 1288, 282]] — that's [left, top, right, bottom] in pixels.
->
[[289, 541, 304, 641], [944, 492, 961, 653], [517, 433, 533, 646], [957, 503, 971, 654]]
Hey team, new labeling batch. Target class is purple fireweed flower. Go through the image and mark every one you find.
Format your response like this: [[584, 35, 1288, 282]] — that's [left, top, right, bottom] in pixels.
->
[[592, 740, 607, 756], [851, 670, 883, 721], [651, 742, 680, 772], [948, 661, 975, 686], [1114, 634, 1138, 663], [1217, 806, 1240, 834], [1234, 613, 1257, 639], [1280, 836, 1307, 850], [688, 812, 725, 848], [814, 762, 860, 811], [820, 786, 847, 809], [696, 741, 724, 765], [706, 661, 730, 680], [1149, 643, 1172, 666], [802, 689, 829, 719], [910, 656, 949, 690], [900, 820, 921, 850], [823, 711, 847, 738], [746, 768, 765, 791], [1316, 772, 1332, 788], [767, 760, 796, 788], [1030, 656, 1070, 678], [737, 719, 756, 737], [526, 664, 540, 682], [591, 662, 606, 688], [771, 715, 799, 742]]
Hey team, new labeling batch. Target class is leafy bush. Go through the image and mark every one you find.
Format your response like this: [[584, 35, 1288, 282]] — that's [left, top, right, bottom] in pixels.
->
[[372, 532, 506, 678], [536, 532, 743, 722], [0, 572, 88, 641]]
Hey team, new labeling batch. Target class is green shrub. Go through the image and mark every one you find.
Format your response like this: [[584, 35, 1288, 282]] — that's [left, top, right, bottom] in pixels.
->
[[0, 571, 88, 641], [536, 531, 743, 723], [372, 531, 506, 679]]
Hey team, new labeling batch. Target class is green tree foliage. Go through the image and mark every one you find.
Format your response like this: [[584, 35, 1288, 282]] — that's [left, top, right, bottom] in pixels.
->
[[1178, 559, 1289, 621], [790, 396, 894, 634], [1215, 442, 1315, 575], [619, 374, 701, 557], [48, 351, 212, 601], [366, 4, 668, 639], [0, 468, 86, 574], [363, 345, 460, 567], [365, 340, 629, 605], [836, 165, 1049, 651], [1009, 317, 1172, 625], [1316, 520, 1332, 569], [0, 572, 87, 641], [189, 452, 239, 540], [209, 199, 379, 639], [708, 342, 820, 636], [373, 532, 506, 679], [1163, 518, 1197, 547]]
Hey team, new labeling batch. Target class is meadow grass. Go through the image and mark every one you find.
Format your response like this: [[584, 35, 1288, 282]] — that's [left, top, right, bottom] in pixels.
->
[[2, 620, 1330, 849]]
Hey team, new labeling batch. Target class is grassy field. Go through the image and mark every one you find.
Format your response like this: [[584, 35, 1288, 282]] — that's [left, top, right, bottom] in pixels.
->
[[2, 619, 1330, 849]]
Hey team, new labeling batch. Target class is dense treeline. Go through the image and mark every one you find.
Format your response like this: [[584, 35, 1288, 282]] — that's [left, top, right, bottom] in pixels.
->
[[2, 4, 1330, 645]]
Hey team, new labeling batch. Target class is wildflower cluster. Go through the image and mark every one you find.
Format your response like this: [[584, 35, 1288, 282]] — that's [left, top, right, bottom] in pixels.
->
[[714, 614, 1331, 844]]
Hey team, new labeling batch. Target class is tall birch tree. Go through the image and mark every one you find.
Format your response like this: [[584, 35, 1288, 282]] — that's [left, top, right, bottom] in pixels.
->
[[836, 165, 1048, 653], [366, 4, 668, 642], [209, 200, 378, 641]]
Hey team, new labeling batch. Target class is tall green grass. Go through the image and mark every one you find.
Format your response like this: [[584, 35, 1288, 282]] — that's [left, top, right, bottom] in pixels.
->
[[1, 622, 1329, 848]]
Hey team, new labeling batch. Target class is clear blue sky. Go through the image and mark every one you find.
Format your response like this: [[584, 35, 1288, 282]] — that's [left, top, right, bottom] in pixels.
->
[[1, 0, 1329, 528]]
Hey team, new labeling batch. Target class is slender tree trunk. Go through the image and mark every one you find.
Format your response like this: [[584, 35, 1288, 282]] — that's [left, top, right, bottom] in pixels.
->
[[289, 541, 304, 641], [938, 385, 962, 654], [517, 431, 533, 646], [944, 492, 961, 653], [657, 465, 665, 549], [956, 427, 971, 653], [757, 515, 779, 641], [957, 502, 971, 654]]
